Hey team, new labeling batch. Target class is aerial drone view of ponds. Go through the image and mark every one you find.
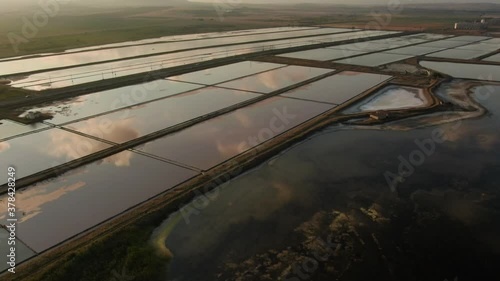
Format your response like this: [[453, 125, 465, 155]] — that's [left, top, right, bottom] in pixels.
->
[[0, 26, 499, 281]]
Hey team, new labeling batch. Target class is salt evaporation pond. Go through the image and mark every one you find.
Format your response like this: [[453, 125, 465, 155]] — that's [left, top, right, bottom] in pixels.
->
[[385, 45, 444, 56], [0, 27, 319, 62], [216, 65, 333, 93], [447, 35, 491, 42], [0, 129, 111, 185], [0, 28, 348, 76], [0, 150, 198, 253], [7, 30, 394, 90], [428, 48, 496, 60], [329, 33, 448, 54], [0, 228, 35, 272], [278, 48, 365, 61], [150, 84, 500, 281], [281, 71, 392, 104], [483, 53, 500, 63], [64, 87, 261, 144], [167, 61, 284, 85], [136, 96, 335, 170], [58, 27, 320, 54], [417, 39, 469, 49], [336, 53, 412, 67], [18, 80, 205, 125], [420, 61, 500, 81], [343, 85, 428, 113], [0, 119, 48, 140]]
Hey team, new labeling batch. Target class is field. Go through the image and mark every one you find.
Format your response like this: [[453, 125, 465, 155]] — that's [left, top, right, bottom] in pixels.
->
[[0, 2, 497, 59]]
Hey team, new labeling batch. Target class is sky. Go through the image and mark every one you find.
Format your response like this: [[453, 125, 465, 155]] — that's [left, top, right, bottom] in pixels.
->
[[2, 0, 499, 12], [3, 0, 500, 6], [196, 0, 499, 3]]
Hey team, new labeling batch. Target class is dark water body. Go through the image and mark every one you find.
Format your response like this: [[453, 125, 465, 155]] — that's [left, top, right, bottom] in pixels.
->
[[153, 85, 500, 281]]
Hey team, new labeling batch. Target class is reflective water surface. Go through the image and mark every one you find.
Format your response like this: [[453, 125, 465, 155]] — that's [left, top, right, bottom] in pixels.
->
[[343, 85, 428, 113], [0, 27, 319, 62], [0, 28, 349, 76], [8, 30, 394, 90], [336, 53, 412, 67], [483, 53, 500, 63], [156, 84, 500, 281], [420, 61, 500, 81], [58, 27, 320, 54], [395, 33, 451, 41], [64, 87, 261, 143], [456, 42, 498, 52], [279, 48, 365, 61], [330, 33, 448, 54], [329, 42, 389, 53], [0, 129, 112, 185], [0, 119, 48, 141], [0, 228, 35, 272], [20, 80, 204, 125], [137, 97, 335, 170], [418, 40, 469, 49], [216, 65, 333, 93], [447, 35, 491, 42], [386, 45, 444, 56], [482, 38, 500, 44], [167, 61, 285, 85], [0, 151, 198, 253], [428, 48, 495, 60], [282, 71, 392, 104], [11, 60, 283, 91]]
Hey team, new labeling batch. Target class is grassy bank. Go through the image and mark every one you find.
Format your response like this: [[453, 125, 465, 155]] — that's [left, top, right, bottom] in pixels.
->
[[35, 223, 169, 281]]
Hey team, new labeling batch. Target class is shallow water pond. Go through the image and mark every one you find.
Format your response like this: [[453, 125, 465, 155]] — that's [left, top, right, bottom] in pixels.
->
[[343, 85, 428, 113]]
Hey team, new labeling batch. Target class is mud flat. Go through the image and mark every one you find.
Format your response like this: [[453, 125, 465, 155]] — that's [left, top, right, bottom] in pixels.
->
[[363, 80, 500, 131], [343, 85, 430, 113]]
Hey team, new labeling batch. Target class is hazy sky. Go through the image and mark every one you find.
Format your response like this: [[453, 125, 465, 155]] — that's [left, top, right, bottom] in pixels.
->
[[2, 0, 499, 13], [197, 0, 499, 3], [4, 0, 500, 6]]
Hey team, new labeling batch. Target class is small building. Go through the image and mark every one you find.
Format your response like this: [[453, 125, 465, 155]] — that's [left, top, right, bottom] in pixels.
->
[[25, 111, 42, 120], [370, 111, 390, 121]]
